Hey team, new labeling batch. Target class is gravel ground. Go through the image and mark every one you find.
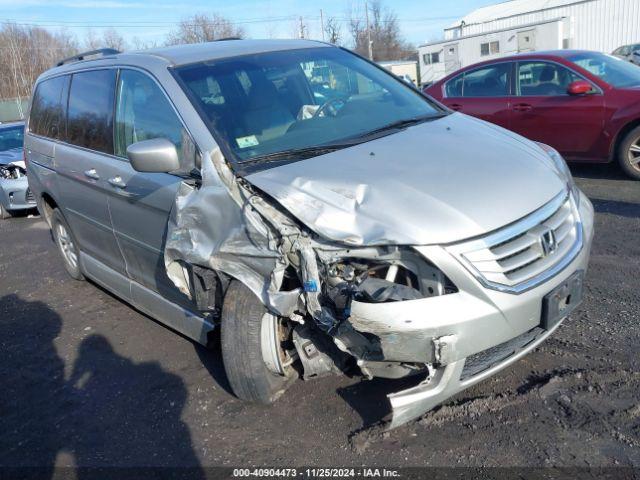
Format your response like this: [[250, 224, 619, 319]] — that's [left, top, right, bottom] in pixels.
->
[[0, 163, 638, 470]]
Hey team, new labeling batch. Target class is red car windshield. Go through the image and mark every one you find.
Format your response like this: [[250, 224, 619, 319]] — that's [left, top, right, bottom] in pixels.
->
[[568, 52, 640, 88]]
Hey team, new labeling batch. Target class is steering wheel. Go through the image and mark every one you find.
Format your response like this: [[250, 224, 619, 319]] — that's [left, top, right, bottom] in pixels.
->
[[313, 97, 347, 118]]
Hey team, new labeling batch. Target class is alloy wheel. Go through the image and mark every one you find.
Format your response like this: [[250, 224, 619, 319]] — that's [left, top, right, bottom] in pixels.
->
[[56, 222, 78, 270], [628, 137, 640, 173], [260, 313, 291, 376]]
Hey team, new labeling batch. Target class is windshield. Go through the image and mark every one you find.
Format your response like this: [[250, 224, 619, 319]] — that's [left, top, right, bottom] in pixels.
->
[[0, 125, 24, 152], [174, 47, 443, 172], [568, 52, 640, 88]]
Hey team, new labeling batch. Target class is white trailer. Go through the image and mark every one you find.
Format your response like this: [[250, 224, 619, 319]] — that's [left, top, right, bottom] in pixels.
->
[[418, 0, 640, 85]]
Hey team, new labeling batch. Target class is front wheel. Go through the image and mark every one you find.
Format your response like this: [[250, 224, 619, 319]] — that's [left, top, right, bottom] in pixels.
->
[[221, 281, 296, 404], [618, 126, 640, 180]]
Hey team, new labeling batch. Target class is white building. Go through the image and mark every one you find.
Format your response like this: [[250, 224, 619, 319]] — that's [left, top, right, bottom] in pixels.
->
[[418, 0, 640, 85], [378, 60, 419, 85]]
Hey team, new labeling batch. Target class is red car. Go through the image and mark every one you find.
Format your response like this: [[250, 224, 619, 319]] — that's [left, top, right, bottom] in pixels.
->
[[424, 50, 640, 179]]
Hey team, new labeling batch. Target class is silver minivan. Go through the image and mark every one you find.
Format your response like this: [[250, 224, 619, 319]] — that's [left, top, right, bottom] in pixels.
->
[[26, 40, 594, 429]]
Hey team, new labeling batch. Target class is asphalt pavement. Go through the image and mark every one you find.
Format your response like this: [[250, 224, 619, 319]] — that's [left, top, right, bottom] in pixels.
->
[[0, 162, 638, 470]]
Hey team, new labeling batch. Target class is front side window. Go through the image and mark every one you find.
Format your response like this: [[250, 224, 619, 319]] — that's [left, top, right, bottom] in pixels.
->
[[0, 125, 24, 152], [568, 52, 640, 88], [115, 69, 194, 166], [175, 47, 443, 172], [445, 63, 511, 97], [517, 61, 582, 96], [29, 76, 68, 140], [67, 69, 116, 154]]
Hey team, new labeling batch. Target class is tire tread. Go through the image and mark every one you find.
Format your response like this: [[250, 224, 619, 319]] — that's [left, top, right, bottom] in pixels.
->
[[221, 281, 291, 404]]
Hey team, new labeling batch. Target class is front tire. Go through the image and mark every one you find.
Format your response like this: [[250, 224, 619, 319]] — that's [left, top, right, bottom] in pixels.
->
[[618, 126, 640, 180], [51, 208, 84, 281], [221, 281, 295, 404]]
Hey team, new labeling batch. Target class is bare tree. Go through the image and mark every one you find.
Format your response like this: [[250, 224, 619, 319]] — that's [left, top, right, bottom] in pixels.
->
[[165, 13, 245, 45], [84, 28, 128, 52], [130, 36, 159, 51], [324, 17, 342, 45], [0, 23, 78, 106], [102, 28, 128, 51], [84, 28, 100, 50], [349, 0, 414, 61]]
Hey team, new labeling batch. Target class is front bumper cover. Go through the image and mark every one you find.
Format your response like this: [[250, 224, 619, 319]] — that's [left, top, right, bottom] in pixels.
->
[[0, 176, 35, 212], [347, 191, 594, 429]]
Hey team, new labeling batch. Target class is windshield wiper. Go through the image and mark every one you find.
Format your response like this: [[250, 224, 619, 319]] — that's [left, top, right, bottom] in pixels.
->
[[355, 113, 447, 139], [238, 114, 447, 167], [238, 142, 356, 166]]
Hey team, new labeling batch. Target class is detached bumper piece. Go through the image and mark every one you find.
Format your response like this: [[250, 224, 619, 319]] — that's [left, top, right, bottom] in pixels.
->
[[387, 323, 559, 429]]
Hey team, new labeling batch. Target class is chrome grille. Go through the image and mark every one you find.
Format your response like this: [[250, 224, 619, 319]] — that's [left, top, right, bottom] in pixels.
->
[[25, 188, 35, 204], [447, 191, 582, 293]]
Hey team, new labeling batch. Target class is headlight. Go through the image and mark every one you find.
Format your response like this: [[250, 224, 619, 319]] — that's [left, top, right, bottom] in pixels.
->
[[537, 142, 580, 200]]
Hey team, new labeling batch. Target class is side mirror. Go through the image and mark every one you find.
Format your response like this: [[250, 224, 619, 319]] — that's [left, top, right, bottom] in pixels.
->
[[567, 80, 593, 96], [127, 138, 180, 173]]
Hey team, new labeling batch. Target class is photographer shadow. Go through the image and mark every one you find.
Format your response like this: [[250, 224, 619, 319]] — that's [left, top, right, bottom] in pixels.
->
[[0, 294, 205, 478]]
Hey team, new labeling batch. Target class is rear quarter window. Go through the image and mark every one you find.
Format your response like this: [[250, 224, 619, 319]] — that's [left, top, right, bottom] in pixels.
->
[[29, 76, 69, 140], [67, 69, 116, 154]]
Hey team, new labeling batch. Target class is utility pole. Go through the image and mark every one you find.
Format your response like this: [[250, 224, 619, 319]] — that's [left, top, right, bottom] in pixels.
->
[[365, 1, 373, 60], [320, 9, 325, 41], [299, 16, 306, 39]]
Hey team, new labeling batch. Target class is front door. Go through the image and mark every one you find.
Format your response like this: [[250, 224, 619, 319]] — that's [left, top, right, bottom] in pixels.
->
[[443, 43, 460, 75], [106, 68, 198, 310], [54, 68, 127, 275], [510, 61, 605, 159], [441, 62, 512, 129], [518, 30, 536, 52]]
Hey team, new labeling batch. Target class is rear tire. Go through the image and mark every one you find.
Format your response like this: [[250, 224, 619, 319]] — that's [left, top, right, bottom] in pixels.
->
[[221, 281, 295, 404], [51, 208, 84, 281], [0, 204, 12, 220], [618, 126, 640, 180]]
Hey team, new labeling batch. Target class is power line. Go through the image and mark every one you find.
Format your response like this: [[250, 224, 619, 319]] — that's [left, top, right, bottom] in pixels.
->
[[0, 15, 459, 30]]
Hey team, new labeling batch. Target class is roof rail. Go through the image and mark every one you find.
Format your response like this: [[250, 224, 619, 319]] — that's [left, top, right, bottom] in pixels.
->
[[215, 37, 242, 41], [55, 48, 120, 67]]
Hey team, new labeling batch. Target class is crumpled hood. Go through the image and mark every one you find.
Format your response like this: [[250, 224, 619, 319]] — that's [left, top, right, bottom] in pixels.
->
[[246, 113, 566, 246]]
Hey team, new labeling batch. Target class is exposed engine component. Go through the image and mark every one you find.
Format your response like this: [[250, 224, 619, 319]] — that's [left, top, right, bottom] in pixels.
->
[[292, 324, 349, 380], [357, 277, 423, 303], [290, 248, 460, 383], [0, 163, 26, 180], [322, 249, 457, 310]]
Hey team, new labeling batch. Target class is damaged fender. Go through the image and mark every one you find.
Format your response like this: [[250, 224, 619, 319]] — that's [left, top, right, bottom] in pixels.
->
[[164, 150, 302, 317]]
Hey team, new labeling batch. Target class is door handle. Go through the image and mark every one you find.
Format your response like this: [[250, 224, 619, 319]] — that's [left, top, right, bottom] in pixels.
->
[[450, 103, 463, 111], [513, 103, 533, 112], [83, 169, 100, 180], [108, 176, 127, 189]]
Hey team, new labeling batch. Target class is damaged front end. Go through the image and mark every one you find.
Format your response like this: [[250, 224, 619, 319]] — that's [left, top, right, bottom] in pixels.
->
[[163, 149, 467, 429]]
